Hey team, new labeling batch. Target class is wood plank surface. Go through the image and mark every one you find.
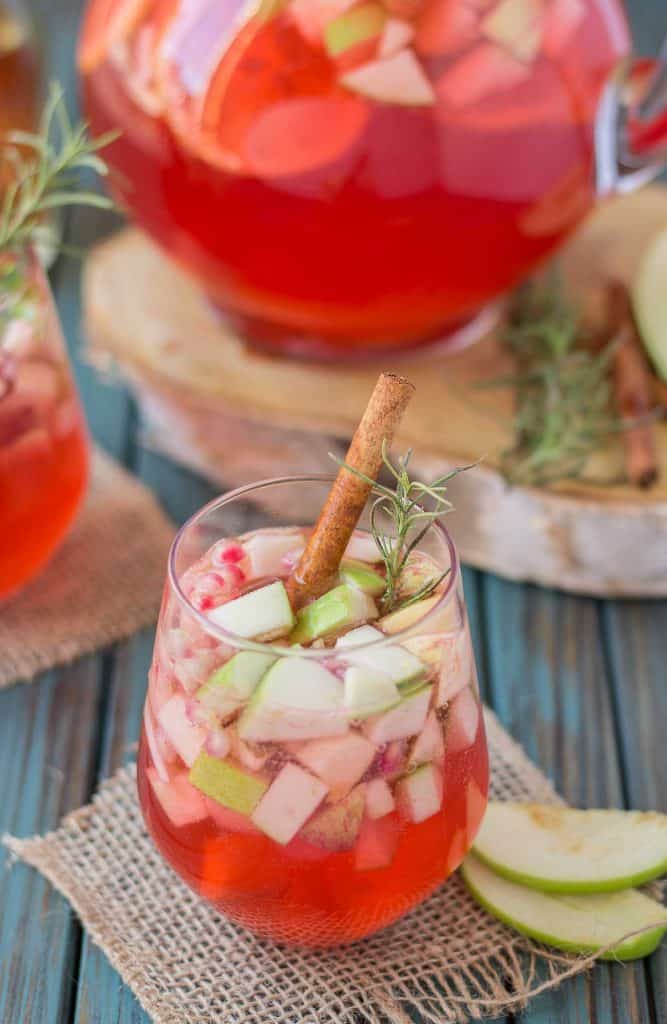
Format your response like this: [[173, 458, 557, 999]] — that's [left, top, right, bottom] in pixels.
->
[[0, 0, 665, 1022]]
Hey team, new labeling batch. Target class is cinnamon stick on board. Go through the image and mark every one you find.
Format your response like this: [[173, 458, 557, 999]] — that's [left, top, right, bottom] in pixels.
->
[[606, 280, 659, 489], [287, 372, 415, 610]]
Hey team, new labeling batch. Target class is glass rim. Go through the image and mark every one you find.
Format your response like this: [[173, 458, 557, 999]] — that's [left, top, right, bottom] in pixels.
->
[[168, 474, 461, 658]]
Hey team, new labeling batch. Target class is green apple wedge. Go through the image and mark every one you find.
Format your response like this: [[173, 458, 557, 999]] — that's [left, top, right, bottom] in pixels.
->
[[289, 583, 378, 645], [633, 226, 667, 380], [473, 802, 667, 893], [462, 854, 667, 961]]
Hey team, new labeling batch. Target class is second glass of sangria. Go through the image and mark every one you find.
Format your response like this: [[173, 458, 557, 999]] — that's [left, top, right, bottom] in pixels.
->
[[138, 476, 488, 947], [78, 0, 655, 359]]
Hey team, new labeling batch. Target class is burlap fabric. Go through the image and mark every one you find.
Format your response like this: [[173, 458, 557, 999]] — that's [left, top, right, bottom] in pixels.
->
[[5, 710, 638, 1024], [0, 447, 173, 688]]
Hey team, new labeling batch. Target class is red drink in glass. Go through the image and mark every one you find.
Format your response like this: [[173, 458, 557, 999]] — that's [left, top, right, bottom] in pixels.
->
[[137, 478, 489, 947], [79, 0, 628, 358], [0, 251, 89, 599]]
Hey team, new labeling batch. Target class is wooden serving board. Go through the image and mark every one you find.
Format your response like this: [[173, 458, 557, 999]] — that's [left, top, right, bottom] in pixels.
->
[[82, 187, 667, 597]]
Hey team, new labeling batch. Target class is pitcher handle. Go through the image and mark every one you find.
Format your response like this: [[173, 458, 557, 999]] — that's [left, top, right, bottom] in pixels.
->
[[595, 39, 667, 197]]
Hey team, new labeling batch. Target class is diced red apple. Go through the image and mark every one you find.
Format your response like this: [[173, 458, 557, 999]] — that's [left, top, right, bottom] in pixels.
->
[[341, 49, 435, 106], [148, 768, 208, 828], [300, 784, 366, 850], [437, 41, 529, 109], [365, 777, 395, 819], [409, 710, 445, 766], [158, 694, 207, 767], [251, 762, 328, 845], [446, 686, 480, 754], [296, 731, 376, 797], [378, 16, 414, 57], [415, 0, 479, 57], [355, 812, 401, 870], [243, 529, 306, 578], [396, 763, 443, 823], [481, 0, 543, 63], [437, 631, 473, 705], [362, 684, 432, 744]]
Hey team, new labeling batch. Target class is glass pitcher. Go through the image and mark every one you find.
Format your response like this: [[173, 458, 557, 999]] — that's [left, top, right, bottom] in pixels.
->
[[78, 0, 667, 360]]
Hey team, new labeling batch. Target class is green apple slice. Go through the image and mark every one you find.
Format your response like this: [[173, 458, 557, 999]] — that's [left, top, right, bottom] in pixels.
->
[[189, 752, 268, 815], [633, 227, 667, 380], [238, 657, 347, 742], [300, 785, 366, 850], [339, 559, 386, 597], [251, 762, 328, 845], [473, 803, 667, 893], [396, 762, 443, 824], [289, 584, 378, 644], [196, 651, 276, 719], [341, 50, 436, 107], [208, 581, 294, 640], [378, 595, 440, 634], [324, 2, 386, 58], [337, 625, 426, 688], [462, 854, 667, 961], [343, 665, 401, 718]]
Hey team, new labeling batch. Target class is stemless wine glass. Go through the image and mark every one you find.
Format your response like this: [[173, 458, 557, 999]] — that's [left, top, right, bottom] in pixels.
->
[[138, 477, 489, 948], [0, 248, 90, 599]]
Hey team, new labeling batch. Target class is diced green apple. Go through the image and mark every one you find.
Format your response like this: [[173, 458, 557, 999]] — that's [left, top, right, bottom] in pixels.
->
[[189, 751, 268, 815], [447, 686, 480, 753], [378, 17, 414, 58], [481, 0, 543, 63], [251, 762, 328, 845], [365, 777, 396, 819], [462, 854, 667, 961], [362, 684, 432, 744], [473, 803, 667, 893], [345, 531, 382, 562], [396, 762, 443, 823], [355, 813, 401, 870], [157, 694, 207, 767], [238, 657, 348, 742], [409, 710, 445, 766], [208, 580, 295, 640], [301, 784, 366, 850], [296, 731, 376, 796], [336, 624, 384, 647], [337, 624, 426, 689], [324, 2, 386, 58], [196, 651, 276, 719], [378, 595, 440, 634], [243, 529, 305, 577], [341, 50, 436, 107], [289, 584, 378, 644], [339, 559, 386, 597], [633, 227, 667, 381], [343, 665, 401, 718], [148, 769, 208, 827]]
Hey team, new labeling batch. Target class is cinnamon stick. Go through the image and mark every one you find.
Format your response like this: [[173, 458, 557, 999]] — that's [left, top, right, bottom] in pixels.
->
[[287, 372, 415, 609], [605, 281, 659, 489]]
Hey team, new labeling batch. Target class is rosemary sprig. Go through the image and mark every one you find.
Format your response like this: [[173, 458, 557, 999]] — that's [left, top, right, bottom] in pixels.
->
[[0, 82, 116, 255], [481, 274, 622, 487], [331, 442, 472, 613]]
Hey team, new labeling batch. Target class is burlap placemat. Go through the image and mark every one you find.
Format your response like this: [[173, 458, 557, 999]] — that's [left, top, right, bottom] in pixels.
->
[[0, 447, 173, 688], [4, 710, 629, 1024]]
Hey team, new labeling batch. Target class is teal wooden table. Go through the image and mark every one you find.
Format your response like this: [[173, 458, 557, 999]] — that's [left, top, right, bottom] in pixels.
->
[[1, 2, 666, 1020]]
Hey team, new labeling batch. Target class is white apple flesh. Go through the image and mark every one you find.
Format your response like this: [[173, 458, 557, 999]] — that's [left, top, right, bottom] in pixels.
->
[[251, 762, 328, 845]]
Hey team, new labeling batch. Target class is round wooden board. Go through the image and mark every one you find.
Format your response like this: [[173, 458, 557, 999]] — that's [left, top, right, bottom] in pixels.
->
[[82, 187, 667, 596]]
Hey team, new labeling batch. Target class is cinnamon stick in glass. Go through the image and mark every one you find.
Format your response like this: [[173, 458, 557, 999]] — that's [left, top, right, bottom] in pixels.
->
[[287, 372, 415, 609]]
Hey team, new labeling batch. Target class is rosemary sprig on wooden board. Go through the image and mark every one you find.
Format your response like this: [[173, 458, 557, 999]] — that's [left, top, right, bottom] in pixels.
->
[[0, 83, 115, 254], [331, 442, 471, 613], [482, 276, 623, 488]]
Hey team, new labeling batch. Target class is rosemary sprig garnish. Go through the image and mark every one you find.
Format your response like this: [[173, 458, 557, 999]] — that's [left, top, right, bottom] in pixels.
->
[[331, 442, 472, 613], [0, 82, 116, 255], [481, 275, 622, 487]]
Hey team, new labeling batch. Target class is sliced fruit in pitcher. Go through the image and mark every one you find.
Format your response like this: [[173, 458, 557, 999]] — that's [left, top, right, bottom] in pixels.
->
[[362, 683, 432, 744], [208, 580, 294, 640], [473, 803, 667, 893], [238, 657, 348, 742], [197, 650, 276, 719], [78, 0, 151, 73], [251, 762, 328, 844], [378, 17, 415, 58], [633, 227, 667, 381], [462, 854, 667, 961], [446, 685, 480, 753], [339, 559, 386, 596], [480, 0, 543, 63], [343, 665, 401, 718], [189, 750, 269, 814], [290, 584, 378, 644], [344, 531, 383, 563], [157, 694, 207, 766], [396, 762, 443, 823], [296, 731, 376, 796], [324, 3, 385, 60], [365, 778, 396, 819], [341, 49, 436, 106], [408, 710, 445, 767]]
